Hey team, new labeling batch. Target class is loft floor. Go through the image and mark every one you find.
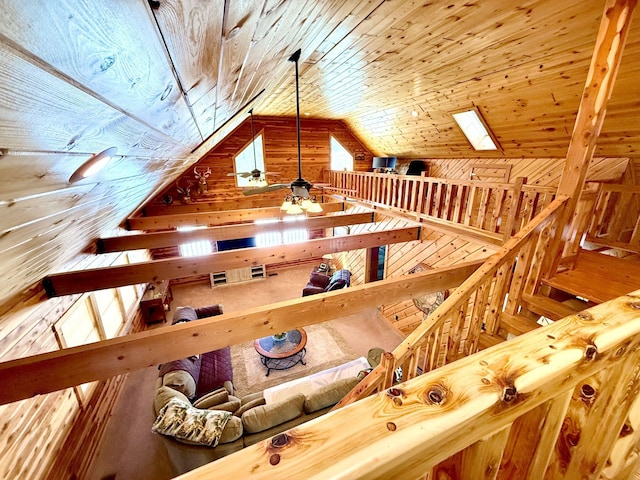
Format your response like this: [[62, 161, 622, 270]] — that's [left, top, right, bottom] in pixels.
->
[[543, 249, 640, 304]]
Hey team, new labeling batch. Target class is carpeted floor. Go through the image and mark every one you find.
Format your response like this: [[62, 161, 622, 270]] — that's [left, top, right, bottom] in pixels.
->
[[86, 265, 404, 480], [232, 321, 356, 397]]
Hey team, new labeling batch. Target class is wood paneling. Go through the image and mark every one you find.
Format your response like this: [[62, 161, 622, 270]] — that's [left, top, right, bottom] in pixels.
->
[[145, 116, 375, 209], [0, 248, 147, 479], [419, 157, 629, 187]]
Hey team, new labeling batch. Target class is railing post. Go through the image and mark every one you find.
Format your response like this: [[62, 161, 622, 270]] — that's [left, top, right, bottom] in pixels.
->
[[502, 177, 526, 242], [381, 351, 396, 389], [562, 182, 599, 265], [415, 172, 427, 221]]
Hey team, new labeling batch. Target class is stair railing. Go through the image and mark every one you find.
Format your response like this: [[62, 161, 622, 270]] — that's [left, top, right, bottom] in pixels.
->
[[335, 195, 569, 409], [583, 182, 640, 253]]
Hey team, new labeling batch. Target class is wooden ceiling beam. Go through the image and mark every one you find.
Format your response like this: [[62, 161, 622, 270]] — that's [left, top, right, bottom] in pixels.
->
[[2, 261, 483, 405], [126, 202, 345, 230], [99, 212, 375, 253], [142, 198, 282, 216], [43, 226, 421, 297]]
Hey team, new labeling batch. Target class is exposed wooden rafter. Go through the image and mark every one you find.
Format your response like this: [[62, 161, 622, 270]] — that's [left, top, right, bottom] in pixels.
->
[[1, 261, 483, 406], [99, 212, 374, 252], [43, 227, 421, 297], [126, 202, 345, 230]]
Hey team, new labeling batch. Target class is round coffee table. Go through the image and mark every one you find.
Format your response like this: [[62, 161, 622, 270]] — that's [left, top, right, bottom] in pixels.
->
[[254, 328, 307, 376]]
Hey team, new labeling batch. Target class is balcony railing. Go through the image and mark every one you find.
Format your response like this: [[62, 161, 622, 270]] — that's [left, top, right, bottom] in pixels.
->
[[328, 170, 556, 243]]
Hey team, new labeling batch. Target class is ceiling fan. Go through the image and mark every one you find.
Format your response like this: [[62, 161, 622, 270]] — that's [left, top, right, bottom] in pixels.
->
[[242, 49, 327, 200], [227, 108, 279, 185]]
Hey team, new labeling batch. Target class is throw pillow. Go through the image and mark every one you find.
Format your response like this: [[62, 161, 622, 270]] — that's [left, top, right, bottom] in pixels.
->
[[193, 388, 229, 409], [152, 398, 232, 447], [327, 269, 351, 291], [154, 386, 190, 416], [241, 393, 305, 434], [234, 397, 266, 417], [172, 306, 198, 324], [326, 279, 347, 291], [303, 377, 359, 414]]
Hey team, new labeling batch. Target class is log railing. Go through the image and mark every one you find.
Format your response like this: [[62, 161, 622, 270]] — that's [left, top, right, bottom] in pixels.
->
[[584, 183, 640, 253], [187, 288, 640, 479], [335, 196, 569, 408], [328, 170, 556, 241]]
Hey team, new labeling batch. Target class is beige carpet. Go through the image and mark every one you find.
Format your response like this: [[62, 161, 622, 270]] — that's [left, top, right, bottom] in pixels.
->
[[231, 321, 356, 398], [87, 266, 405, 480]]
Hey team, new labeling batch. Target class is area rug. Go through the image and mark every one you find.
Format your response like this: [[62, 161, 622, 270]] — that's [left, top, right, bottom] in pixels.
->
[[231, 322, 357, 397]]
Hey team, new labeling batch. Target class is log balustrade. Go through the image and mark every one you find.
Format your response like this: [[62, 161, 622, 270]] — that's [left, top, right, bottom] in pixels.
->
[[328, 170, 556, 241], [187, 281, 640, 479], [584, 183, 640, 253], [335, 196, 569, 409]]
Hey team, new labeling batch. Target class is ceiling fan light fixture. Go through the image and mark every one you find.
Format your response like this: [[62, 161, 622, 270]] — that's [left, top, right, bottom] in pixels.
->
[[248, 175, 268, 187], [306, 197, 323, 213], [286, 201, 303, 215], [299, 197, 312, 210], [281, 195, 293, 211]]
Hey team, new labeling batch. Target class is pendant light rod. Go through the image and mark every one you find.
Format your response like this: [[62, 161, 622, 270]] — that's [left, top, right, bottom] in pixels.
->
[[249, 108, 258, 170], [288, 48, 303, 181]]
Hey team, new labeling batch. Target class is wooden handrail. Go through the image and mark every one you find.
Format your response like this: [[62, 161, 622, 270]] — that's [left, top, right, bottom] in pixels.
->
[[187, 290, 640, 479], [328, 170, 556, 240], [336, 196, 569, 409], [584, 182, 640, 252]]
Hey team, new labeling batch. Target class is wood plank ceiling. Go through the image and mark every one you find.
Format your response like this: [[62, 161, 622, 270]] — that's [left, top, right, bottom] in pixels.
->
[[0, 0, 637, 308]]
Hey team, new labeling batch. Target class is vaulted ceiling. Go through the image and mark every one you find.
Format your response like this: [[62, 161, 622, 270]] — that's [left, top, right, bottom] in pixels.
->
[[0, 0, 637, 308]]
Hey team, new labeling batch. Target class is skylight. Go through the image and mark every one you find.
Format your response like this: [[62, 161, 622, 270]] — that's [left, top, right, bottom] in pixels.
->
[[452, 109, 499, 151]]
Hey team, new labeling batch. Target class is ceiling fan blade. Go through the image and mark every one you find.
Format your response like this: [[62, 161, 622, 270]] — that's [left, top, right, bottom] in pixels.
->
[[227, 172, 247, 176], [242, 184, 289, 196]]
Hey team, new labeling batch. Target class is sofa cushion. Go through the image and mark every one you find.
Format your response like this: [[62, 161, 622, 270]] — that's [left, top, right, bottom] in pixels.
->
[[154, 386, 191, 416], [152, 397, 232, 447], [303, 377, 360, 414], [234, 397, 266, 417], [309, 271, 331, 288], [193, 388, 228, 409], [241, 393, 305, 434], [302, 285, 327, 296], [209, 396, 241, 414], [160, 369, 198, 399], [197, 347, 234, 397], [218, 416, 243, 444], [240, 391, 265, 405], [194, 304, 224, 318]]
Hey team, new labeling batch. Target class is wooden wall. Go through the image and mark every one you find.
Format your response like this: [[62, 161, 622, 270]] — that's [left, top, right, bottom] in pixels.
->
[[0, 244, 148, 479], [144, 116, 375, 210], [397, 156, 629, 186], [338, 203, 497, 337]]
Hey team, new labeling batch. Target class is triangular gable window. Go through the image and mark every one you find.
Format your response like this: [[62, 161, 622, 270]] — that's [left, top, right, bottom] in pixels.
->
[[234, 133, 265, 187]]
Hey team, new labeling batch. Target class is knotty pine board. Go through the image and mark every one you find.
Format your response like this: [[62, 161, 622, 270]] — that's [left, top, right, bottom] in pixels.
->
[[418, 157, 628, 187], [144, 117, 374, 210]]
